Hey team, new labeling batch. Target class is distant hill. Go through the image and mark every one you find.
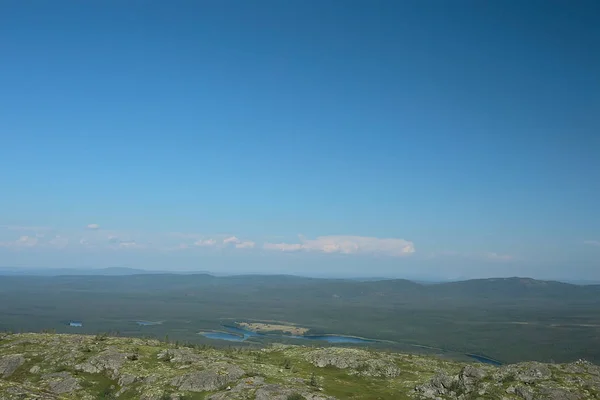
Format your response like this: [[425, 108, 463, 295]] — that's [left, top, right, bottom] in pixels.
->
[[0, 267, 149, 276], [0, 267, 212, 276]]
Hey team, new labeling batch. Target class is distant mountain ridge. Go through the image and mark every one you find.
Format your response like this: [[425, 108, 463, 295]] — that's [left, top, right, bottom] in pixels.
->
[[0, 267, 212, 276], [1, 273, 598, 304], [0, 267, 597, 286]]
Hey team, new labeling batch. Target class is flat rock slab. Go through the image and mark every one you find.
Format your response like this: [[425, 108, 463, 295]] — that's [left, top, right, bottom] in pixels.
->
[[172, 363, 245, 392], [0, 354, 25, 378]]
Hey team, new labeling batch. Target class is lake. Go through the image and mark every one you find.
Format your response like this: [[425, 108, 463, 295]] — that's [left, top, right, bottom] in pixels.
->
[[467, 354, 502, 366], [198, 325, 502, 365], [298, 335, 374, 343], [199, 325, 375, 343], [135, 320, 163, 326]]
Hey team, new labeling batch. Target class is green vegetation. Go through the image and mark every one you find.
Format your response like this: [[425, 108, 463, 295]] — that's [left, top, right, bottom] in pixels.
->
[[309, 371, 318, 387]]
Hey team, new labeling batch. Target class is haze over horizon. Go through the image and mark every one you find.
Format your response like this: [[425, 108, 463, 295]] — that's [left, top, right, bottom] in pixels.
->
[[1, 1, 599, 280]]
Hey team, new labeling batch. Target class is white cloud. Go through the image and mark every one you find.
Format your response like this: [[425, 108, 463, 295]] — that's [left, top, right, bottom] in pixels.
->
[[0, 235, 39, 248], [105, 235, 145, 249], [584, 240, 600, 247], [236, 241, 256, 249], [195, 239, 217, 247], [0, 225, 52, 232], [263, 235, 415, 257], [19, 236, 38, 247], [169, 232, 203, 240], [223, 236, 241, 244], [485, 252, 513, 261], [428, 251, 514, 262], [48, 235, 69, 248], [263, 243, 304, 252], [2, 224, 419, 258], [118, 240, 143, 249]]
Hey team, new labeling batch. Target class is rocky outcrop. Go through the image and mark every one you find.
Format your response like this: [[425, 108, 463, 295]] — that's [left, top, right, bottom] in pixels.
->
[[415, 362, 591, 399], [207, 376, 266, 399], [0, 354, 24, 378], [171, 363, 245, 392], [74, 347, 130, 378], [458, 365, 486, 391], [254, 384, 334, 400], [415, 366, 488, 399], [513, 385, 534, 400], [158, 348, 205, 364], [415, 372, 458, 398], [118, 373, 139, 387], [305, 348, 400, 378], [539, 387, 583, 400], [504, 362, 552, 383], [254, 384, 303, 400], [42, 371, 81, 394]]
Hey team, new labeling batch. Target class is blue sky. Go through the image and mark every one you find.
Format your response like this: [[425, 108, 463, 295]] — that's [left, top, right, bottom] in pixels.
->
[[1, 1, 599, 280]]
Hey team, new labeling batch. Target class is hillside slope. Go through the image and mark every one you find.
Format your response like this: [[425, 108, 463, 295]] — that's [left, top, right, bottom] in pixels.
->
[[1, 333, 599, 399]]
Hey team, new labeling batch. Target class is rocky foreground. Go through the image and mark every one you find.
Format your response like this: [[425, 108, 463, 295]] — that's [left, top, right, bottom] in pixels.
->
[[1, 333, 599, 399]]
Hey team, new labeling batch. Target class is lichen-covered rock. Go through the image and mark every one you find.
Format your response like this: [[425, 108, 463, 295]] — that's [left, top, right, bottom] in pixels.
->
[[118, 373, 138, 386], [458, 365, 486, 391], [415, 372, 458, 398], [539, 387, 583, 400], [0, 381, 56, 400], [513, 362, 552, 383], [171, 363, 245, 391], [0, 354, 25, 378], [254, 384, 301, 400], [514, 385, 534, 400], [75, 347, 130, 378], [304, 348, 400, 377], [207, 377, 266, 399], [159, 348, 205, 364], [43, 372, 81, 394]]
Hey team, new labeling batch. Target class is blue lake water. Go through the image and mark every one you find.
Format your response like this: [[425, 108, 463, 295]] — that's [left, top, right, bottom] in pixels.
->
[[199, 325, 375, 344], [222, 325, 261, 337], [299, 335, 374, 343], [200, 332, 247, 341], [467, 354, 502, 366], [198, 325, 502, 365], [136, 321, 163, 326]]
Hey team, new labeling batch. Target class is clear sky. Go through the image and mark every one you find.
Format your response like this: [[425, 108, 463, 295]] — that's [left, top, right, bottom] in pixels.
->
[[1, 1, 599, 280]]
